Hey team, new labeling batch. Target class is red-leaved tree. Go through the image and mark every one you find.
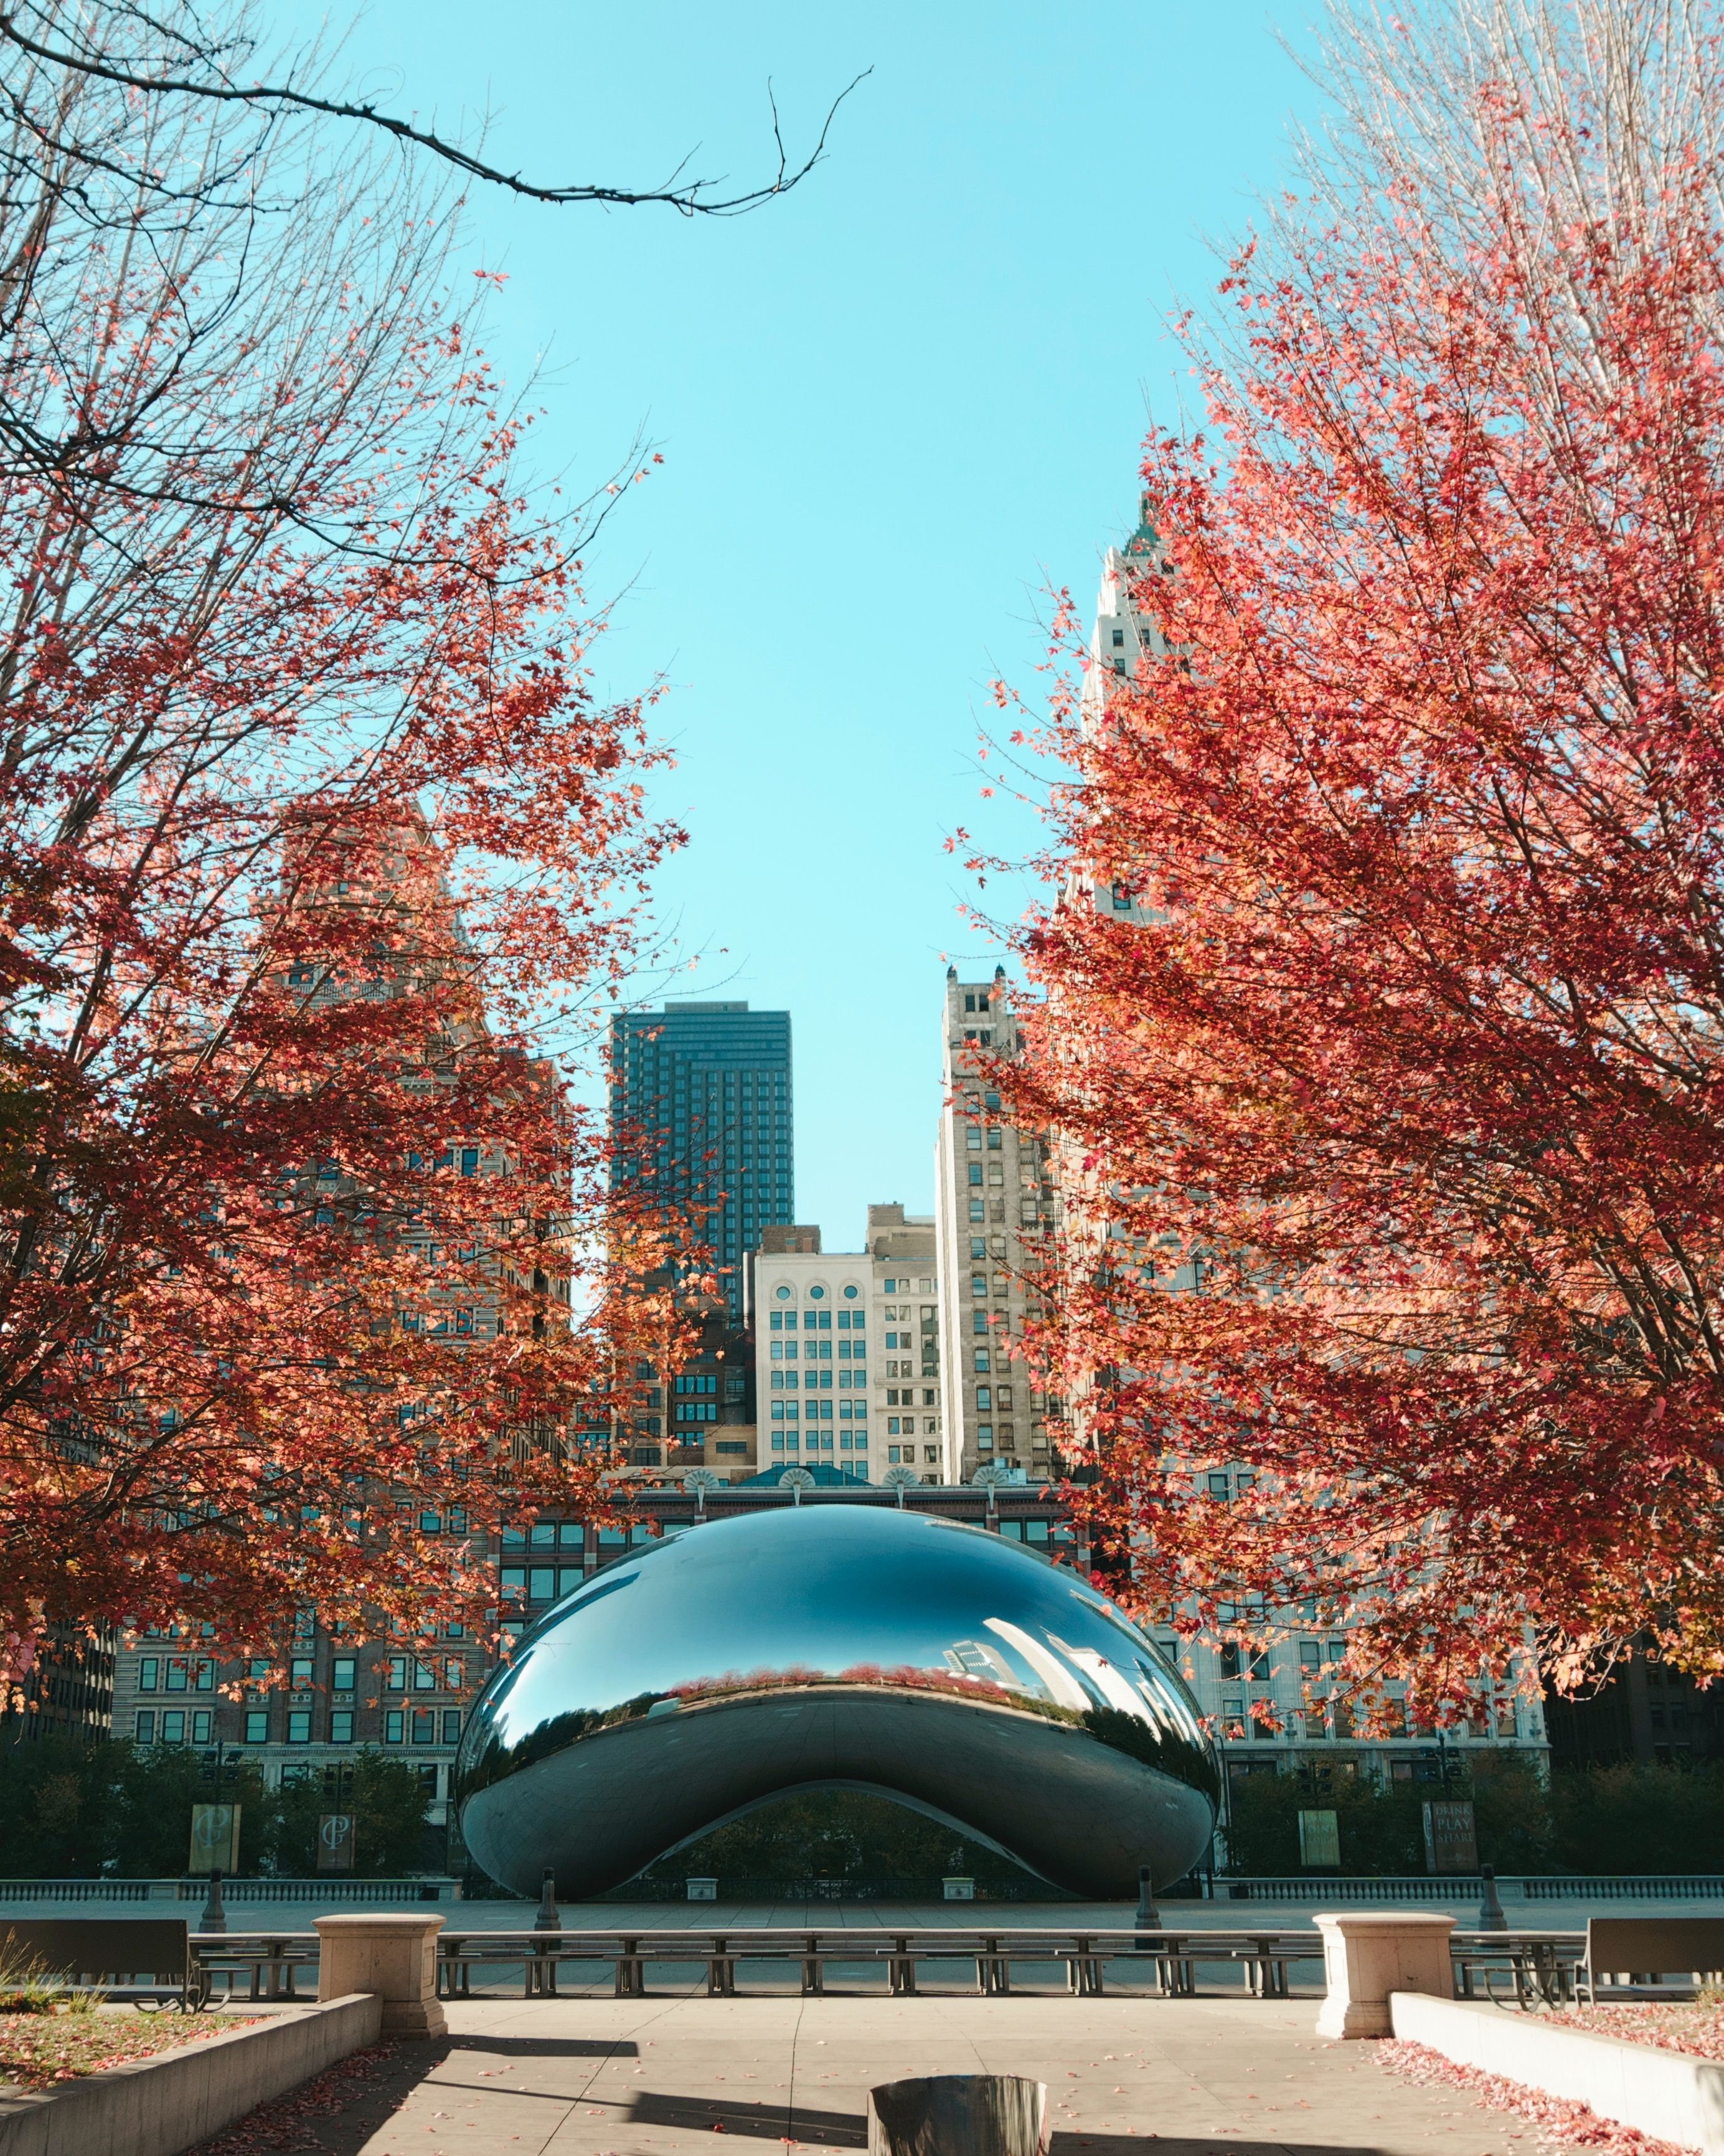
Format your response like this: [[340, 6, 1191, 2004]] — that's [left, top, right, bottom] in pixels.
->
[[0, 7, 692, 1690], [994, 0, 1724, 1712]]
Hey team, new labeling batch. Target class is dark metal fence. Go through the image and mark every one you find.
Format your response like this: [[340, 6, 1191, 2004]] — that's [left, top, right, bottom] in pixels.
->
[[177, 1922, 1586, 2006]]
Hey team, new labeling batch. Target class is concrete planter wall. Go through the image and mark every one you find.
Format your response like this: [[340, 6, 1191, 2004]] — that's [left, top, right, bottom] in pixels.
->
[[0, 1992, 383, 2156], [1390, 1991, 1724, 2156]]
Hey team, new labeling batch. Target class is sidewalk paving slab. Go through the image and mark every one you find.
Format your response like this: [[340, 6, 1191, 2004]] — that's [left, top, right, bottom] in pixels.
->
[[210, 1994, 1545, 2156]]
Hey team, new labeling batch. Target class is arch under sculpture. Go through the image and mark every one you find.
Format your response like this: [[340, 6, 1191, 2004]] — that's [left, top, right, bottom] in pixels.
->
[[455, 1505, 1218, 1900]]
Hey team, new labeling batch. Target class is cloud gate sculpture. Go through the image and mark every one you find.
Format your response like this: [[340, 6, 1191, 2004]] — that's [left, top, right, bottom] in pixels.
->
[[455, 1504, 1218, 1901]]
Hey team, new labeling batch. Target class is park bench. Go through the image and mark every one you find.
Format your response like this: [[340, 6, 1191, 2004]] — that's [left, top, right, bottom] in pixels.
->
[[1227, 1932, 1324, 1998], [192, 1929, 318, 2001], [0, 1916, 204, 2011], [1576, 1916, 1724, 2003]]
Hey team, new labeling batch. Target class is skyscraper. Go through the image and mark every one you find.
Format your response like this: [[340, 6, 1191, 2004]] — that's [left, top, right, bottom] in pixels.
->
[[609, 1000, 793, 1315], [932, 966, 1057, 1482]]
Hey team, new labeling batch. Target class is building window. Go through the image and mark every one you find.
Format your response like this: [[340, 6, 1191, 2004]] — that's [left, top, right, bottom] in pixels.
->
[[969, 1199, 985, 1222], [385, 1710, 404, 1744], [332, 1657, 356, 1694], [330, 1710, 354, 1744], [287, 1709, 311, 1744], [291, 1657, 313, 1690], [974, 1350, 989, 1373], [135, 1709, 156, 1742], [442, 1709, 463, 1744], [138, 1657, 159, 1692], [244, 1709, 270, 1744], [412, 1709, 436, 1744]]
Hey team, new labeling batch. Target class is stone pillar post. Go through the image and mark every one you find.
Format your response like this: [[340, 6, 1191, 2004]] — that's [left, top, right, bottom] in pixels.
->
[[314, 1913, 447, 2038], [1314, 1911, 1454, 2039]]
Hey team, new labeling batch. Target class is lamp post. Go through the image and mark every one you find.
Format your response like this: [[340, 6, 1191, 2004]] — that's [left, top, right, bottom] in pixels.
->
[[199, 1736, 231, 1933]]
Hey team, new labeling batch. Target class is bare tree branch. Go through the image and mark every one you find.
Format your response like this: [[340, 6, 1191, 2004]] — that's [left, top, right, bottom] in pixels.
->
[[0, 11, 870, 214]]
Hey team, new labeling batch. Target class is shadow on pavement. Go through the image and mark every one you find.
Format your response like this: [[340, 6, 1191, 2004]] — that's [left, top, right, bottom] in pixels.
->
[[444, 2031, 639, 2057], [631, 2090, 867, 2145]]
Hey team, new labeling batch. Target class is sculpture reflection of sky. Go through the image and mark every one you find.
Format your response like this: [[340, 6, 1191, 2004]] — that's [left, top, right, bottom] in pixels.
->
[[461, 1506, 1208, 1779]]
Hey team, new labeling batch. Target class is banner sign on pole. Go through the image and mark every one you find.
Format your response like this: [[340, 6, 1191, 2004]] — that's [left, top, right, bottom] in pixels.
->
[[189, 1802, 240, 1876], [1422, 1799, 1479, 1875], [317, 1813, 357, 1873]]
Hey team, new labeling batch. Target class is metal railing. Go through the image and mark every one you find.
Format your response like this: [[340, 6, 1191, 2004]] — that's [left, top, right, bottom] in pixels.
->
[[179, 1922, 1590, 2005]]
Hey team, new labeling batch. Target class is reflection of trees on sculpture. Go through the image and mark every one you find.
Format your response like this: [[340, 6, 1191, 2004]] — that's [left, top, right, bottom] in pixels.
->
[[1080, 1706, 1219, 1806]]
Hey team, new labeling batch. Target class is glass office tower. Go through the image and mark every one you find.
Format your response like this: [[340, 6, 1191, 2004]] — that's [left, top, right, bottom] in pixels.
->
[[609, 1001, 793, 1315]]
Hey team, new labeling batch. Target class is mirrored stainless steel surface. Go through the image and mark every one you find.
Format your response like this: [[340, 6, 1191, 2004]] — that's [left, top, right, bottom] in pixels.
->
[[455, 1504, 1217, 1899]]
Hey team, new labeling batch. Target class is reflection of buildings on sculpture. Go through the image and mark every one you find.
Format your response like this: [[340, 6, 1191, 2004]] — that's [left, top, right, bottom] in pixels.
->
[[750, 1204, 940, 1482], [1046, 501, 1551, 1816], [932, 966, 1060, 1484]]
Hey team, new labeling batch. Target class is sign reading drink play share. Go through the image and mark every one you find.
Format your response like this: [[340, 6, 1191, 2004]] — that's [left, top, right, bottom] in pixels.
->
[[1422, 1799, 1478, 1875], [1298, 1807, 1340, 1868]]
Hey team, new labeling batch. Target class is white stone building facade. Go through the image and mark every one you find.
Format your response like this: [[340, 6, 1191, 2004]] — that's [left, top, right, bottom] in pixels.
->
[[752, 1213, 941, 1480]]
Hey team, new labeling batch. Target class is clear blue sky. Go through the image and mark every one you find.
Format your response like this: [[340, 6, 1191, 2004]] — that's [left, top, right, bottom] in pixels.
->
[[337, 0, 1324, 1249]]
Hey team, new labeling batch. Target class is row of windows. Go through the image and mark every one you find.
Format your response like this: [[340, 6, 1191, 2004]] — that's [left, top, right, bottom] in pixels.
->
[[676, 1401, 718, 1421], [134, 1658, 214, 1693], [770, 1284, 857, 1302], [768, 1399, 864, 1421], [964, 1127, 1006, 1150], [674, 1373, 717, 1394], [771, 1369, 869, 1390], [1216, 1701, 1521, 1742], [886, 1416, 936, 1436], [382, 1657, 464, 1691], [769, 1431, 865, 1452], [770, 1340, 861, 1360], [134, 1706, 463, 1747], [884, 1388, 936, 1406]]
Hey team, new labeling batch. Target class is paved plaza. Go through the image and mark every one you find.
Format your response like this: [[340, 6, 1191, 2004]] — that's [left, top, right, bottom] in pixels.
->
[[211, 1994, 1532, 2156]]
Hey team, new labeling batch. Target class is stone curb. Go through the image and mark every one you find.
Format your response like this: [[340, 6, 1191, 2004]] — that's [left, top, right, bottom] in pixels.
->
[[1390, 1990, 1724, 2156], [0, 1992, 384, 2156]]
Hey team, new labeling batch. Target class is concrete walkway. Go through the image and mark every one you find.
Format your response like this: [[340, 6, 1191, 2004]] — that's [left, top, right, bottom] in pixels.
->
[[243, 1995, 1533, 2156]]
